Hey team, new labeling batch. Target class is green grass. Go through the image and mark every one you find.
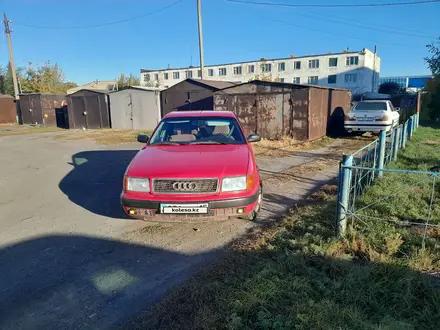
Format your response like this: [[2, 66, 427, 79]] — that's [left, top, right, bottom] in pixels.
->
[[125, 125, 440, 330]]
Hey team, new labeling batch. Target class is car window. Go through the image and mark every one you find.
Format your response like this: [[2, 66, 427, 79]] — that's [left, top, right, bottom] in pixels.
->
[[354, 102, 388, 111], [148, 116, 246, 145]]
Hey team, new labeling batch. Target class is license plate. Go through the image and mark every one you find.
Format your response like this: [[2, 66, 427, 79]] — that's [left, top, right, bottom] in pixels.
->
[[160, 203, 209, 214], [357, 117, 374, 121]]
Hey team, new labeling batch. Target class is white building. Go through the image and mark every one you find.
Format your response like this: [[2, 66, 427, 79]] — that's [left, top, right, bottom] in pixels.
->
[[140, 48, 380, 95]]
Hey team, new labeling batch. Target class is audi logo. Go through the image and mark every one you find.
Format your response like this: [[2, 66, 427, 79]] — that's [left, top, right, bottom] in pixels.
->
[[172, 181, 197, 191]]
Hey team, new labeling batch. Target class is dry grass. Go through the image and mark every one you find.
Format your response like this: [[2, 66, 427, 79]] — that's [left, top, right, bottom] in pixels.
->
[[54, 129, 151, 145], [308, 184, 339, 201], [253, 133, 374, 157], [425, 139, 440, 145], [261, 137, 371, 186], [252, 136, 334, 157], [0, 125, 63, 137]]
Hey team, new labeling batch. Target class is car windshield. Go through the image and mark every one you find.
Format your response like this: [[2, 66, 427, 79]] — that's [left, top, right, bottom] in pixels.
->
[[354, 102, 388, 111], [148, 116, 246, 145]]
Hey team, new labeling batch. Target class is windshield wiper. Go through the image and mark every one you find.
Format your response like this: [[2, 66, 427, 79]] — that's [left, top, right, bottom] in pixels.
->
[[189, 141, 228, 145], [151, 142, 182, 145]]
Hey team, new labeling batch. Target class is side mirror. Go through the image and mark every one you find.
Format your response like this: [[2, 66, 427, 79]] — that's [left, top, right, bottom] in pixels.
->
[[247, 134, 261, 143], [137, 134, 149, 143], [395, 107, 400, 112]]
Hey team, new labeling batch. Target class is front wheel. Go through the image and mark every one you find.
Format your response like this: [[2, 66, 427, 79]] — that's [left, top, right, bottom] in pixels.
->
[[242, 187, 263, 221]]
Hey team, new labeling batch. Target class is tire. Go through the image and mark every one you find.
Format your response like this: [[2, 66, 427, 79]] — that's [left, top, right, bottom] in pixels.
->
[[242, 186, 263, 221]]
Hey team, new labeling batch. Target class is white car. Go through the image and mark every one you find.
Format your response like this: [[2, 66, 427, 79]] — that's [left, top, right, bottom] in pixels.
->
[[344, 100, 400, 134]]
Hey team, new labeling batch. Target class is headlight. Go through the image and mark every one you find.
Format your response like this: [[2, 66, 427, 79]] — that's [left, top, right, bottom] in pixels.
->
[[126, 177, 150, 192], [222, 176, 246, 192]]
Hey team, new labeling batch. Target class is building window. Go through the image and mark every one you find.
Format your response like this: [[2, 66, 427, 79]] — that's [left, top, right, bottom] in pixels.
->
[[208, 69, 214, 77], [278, 62, 285, 71], [233, 66, 242, 75], [261, 63, 271, 72], [328, 75, 337, 84], [164, 72, 169, 80], [144, 74, 150, 82], [293, 77, 300, 84], [173, 72, 180, 79], [346, 56, 359, 66], [294, 61, 301, 70], [308, 76, 318, 85], [308, 59, 319, 69], [279, 78, 285, 82], [198, 70, 202, 78], [248, 65, 255, 73], [219, 68, 227, 76], [185, 70, 193, 78], [154, 73, 159, 81], [344, 73, 357, 83], [329, 58, 338, 67]]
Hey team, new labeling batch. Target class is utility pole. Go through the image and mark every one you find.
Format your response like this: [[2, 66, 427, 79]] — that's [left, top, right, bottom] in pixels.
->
[[197, 0, 205, 79], [372, 45, 377, 92], [3, 13, 19, 101]]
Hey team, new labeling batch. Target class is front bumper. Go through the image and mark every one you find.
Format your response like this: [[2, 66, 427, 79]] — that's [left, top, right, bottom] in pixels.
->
[[345, 122, 393, 133], [121, 191, 260, 220]]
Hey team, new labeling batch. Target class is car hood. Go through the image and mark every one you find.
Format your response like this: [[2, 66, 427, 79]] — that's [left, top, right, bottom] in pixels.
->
[[127, 144, 251, 178]]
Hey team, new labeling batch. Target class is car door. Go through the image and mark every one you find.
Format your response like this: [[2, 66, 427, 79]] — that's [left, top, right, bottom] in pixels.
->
[[388, 101, 400, 125]]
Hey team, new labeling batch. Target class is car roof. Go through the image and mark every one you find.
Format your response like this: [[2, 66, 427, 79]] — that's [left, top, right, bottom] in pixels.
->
[[164, 111, 236, 118]]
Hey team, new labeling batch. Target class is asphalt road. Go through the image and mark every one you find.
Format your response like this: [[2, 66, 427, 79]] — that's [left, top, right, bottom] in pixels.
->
[[0, 132, 339, 329]]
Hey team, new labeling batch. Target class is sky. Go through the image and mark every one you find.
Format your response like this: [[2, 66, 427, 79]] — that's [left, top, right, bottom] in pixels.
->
[[1, 0, 439, 85]]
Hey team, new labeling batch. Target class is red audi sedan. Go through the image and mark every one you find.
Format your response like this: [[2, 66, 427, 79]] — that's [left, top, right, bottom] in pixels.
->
[[120, 111, 263, 221]]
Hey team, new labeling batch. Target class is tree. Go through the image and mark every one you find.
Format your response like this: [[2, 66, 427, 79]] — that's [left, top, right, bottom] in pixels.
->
[[425, 38, 440, 76], [378, 82, 404, 95], [18, 61, 77, 94], [116, 73, 141, 90], [423, 38, 440, 120], [0, 63, 24, 95]]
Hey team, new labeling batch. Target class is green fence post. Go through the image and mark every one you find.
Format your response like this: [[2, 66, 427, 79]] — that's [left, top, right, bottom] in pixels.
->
[[392, 127, 400, 161], [378, 130, 386, 178], [408, 116, 414, 140], [337, 154, 353, 238], [402, 121, 407, 148]]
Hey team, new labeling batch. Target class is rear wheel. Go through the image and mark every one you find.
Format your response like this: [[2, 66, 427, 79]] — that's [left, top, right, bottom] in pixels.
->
[[242, 186, 263, 221]]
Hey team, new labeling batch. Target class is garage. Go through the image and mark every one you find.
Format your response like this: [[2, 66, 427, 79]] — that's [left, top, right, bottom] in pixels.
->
[[214, 80, 351, 141], [160, 78, 235, 117], [19, 93, 66, 126], [0, 94, 16, 124], [109, 87, 162, 130], [67, 89, 111, 129]]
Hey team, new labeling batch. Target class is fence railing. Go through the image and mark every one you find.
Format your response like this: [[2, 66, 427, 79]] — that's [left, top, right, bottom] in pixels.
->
[[335, 112, 438, 240]]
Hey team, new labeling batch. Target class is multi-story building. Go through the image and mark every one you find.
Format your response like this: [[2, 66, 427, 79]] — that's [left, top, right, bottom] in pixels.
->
[[140, 48, 380, 94], [378, 75, 432, 92]]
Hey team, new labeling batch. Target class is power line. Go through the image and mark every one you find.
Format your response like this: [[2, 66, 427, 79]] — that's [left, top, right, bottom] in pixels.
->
[[226, 0, 440, 8], [285, 10, 436, 39], [14, 0, 182, 30], [250, 13, 416, 48], [300, 10, 434, 36]]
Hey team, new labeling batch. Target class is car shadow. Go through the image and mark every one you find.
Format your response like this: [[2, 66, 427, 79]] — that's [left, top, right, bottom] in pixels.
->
[[59, 150, 139, 218], [0, 234, 216, 330]]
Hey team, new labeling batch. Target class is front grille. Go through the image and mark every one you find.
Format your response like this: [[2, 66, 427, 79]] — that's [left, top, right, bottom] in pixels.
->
[[153, 179, 218, 194]]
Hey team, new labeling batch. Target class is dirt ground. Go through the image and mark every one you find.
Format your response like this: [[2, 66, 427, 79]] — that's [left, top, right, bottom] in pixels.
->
[[0, 130, 363, 330]]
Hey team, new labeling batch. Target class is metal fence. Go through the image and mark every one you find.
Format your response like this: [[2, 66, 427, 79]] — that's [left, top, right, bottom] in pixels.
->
[[336, 113, 439, 244]]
